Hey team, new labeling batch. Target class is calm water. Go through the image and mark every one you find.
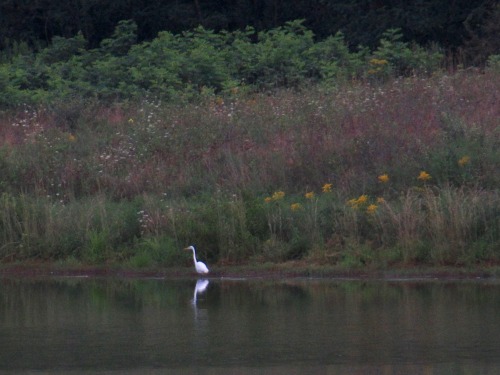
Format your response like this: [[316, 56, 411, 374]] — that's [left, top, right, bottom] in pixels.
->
[[1, 276, 500, 374]]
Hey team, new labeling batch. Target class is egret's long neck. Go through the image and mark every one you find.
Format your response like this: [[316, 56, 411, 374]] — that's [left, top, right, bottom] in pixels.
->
[[191, 249, 197, 263]]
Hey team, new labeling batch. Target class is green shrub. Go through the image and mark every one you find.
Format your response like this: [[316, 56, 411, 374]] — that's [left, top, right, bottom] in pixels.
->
[[0, 21, 455, 107], [134, 236, 184, 266], [128, 251, 154, 268], [486, 55, 500, 72], [372, 28, 443, 77], [309, 31, 367, 82], [83, 230, 109, 263]]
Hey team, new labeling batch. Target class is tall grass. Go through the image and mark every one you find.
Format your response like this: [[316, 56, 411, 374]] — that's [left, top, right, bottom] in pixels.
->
[[0, 69, 498, 267]]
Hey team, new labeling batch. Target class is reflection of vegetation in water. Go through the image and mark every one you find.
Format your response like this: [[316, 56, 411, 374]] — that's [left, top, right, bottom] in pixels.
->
[[0, 278, 196, 326], [1, 278, 500, 371], [3, 278, 500, 316], [84, 279, 193, 310]]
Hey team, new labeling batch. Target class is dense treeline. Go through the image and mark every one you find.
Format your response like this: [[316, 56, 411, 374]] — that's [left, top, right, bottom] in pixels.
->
[[1, 0, 499, 64]]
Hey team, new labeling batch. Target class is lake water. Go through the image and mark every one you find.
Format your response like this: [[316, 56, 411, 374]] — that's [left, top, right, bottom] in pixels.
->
[[1, 276, 500, 374]]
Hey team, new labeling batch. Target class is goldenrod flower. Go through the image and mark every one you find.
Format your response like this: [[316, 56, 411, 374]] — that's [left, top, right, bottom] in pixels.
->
[[347, 194, 369, 209], [67, 134, 76, 142], [322, 183, 333, 193], [290, 203, 302, 211], [376, 197, 385, 204], [417, 171, 431, 181], [458, 155, 470, 167], [264, 197, 272, 203], [378, 174, 389, 183], [356, 194, 368, 204], [305, 192, 315, 199], [370, 58, 388, 66], [366, 204, 378, 214], [272, 191, 285, 201]]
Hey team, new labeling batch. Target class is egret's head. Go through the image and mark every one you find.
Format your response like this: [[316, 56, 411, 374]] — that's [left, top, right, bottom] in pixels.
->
[[184, 245, 195, 251]]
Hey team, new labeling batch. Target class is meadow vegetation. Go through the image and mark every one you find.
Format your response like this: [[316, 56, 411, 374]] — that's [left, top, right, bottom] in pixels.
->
[[0, 22, 499, 269]]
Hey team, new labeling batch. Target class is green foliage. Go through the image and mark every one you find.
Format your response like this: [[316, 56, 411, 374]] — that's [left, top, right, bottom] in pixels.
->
[[131, 236, 183, 267], [309, 32, 367, 82], [487, 55, 500, 72], [0, 64, 19, 106], [38, 32, 87, 64], [100, 20, 138, 56], [128, 32, 184, 98], [0, 21, 453, 107], [244, 20, 315, 89], [84, 230, 110, 263], [372, 29, 443, 77], [128, 251, 154, 268], [178, 27, 233, 92]]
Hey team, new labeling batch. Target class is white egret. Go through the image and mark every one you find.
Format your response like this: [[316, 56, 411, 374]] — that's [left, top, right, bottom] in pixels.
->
[[184, 245, 209, 274]]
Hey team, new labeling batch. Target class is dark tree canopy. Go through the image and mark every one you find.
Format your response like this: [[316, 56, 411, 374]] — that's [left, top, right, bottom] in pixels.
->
[[0, 0, 498, 61]]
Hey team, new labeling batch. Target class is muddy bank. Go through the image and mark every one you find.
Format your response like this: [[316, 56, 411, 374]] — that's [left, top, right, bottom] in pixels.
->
[[1, 261, 499, 280]]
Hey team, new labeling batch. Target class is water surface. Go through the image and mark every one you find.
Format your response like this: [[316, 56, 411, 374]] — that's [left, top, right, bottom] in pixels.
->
[[1, 276, 500, 374]]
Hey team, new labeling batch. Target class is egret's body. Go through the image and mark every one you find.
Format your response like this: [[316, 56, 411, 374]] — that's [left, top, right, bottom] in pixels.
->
[[184, 245, 209, 274]]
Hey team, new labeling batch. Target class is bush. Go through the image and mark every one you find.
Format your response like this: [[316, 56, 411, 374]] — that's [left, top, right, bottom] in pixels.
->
[[372, 28, 443, 77], [0, 21, 454, 107]]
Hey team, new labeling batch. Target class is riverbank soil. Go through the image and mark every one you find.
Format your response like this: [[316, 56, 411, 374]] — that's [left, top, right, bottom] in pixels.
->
[[1, 261, 499, 280]]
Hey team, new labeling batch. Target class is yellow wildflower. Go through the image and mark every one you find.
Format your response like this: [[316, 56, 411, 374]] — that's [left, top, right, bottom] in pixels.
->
[[272, 191, 285, 201], [376, 197, 385, 204], [128, 118, 134, 124], [347, 194, 369, 209], [264, 197, 272, 203], [322, 183, 333, 193], [67, 134, 76, 142], [378, 174, 389, 183], [370, 58, 388, 66], [366, 204, 378, 214], [290, 203, 302, 211], [305, 192, 315, 199], [417, 171, 431, 181], [356, 194, 368, 205], [458, 155, 470, 167]]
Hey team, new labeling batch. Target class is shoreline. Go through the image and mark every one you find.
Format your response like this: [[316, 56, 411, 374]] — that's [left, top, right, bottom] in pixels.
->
[[1, 261, 499, 281]]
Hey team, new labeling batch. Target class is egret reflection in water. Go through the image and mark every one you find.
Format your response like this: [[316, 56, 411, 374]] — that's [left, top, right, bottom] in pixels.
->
[[193, 279, 209, 305], [192, 279, 210, 335]]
